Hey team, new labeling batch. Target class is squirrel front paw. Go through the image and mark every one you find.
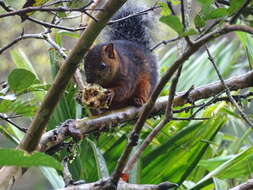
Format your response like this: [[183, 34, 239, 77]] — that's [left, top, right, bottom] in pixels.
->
[[133, 97, 146, 107], [104, 89, 114, 106]]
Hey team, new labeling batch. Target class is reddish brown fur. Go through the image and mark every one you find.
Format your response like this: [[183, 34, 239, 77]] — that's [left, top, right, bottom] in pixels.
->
[[84, 40, 157, 111], [133, 73, 151, 106]]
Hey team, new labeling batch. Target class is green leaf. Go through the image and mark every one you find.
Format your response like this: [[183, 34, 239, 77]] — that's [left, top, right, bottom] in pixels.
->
[[194, 14, 206, 28], [48, 49, 76, 130], [158, 2, 171, 16], [8, 69, 38, 93], [198, 155, 235, 171], [0, 99, 37, 117], [104, 135, 127, 173], [67, 0, 90, 8], [69, 139, 99, 182], [213, 177, 229, 190], [129, 145, 141, 184], [23, 0, 51, 8], [205, 8, 228, 20], [142, 104, 226, 184], [0, 125, 19, 144], [160, 15, 184, 35], [228, 0, 244, 15], [88, 139, 109, 178], [10, 49, 37, 77], [182, 28, 198, 37], [49, 48, 61, 78], [168, 0, 181, 6], [236, 32, 253, 68], [191, 146, 253, 189], [40, 167, 65, 189], [0, 149, 63, 170], [55, 31, 79, 46], [197, 0, 214, 6]]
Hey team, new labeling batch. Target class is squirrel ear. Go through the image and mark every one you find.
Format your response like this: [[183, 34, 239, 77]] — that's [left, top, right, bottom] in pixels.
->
[[104, 43, 115, 59]]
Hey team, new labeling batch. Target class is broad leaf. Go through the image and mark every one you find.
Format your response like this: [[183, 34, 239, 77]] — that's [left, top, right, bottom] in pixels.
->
[[141, 104, 226, 184], [228, 0, 244, 15], [194, 14, 206, 28], [191, 146, 253, 189], [160, 15, 184, 35], [205, 8, 228, 20], [88, 139, 109, 178], [8, 69, 38, 93], [0, 149, 63, 170]]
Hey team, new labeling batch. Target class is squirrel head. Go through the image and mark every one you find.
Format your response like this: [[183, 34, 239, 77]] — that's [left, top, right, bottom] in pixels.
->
[[84, 43, 120, 86]]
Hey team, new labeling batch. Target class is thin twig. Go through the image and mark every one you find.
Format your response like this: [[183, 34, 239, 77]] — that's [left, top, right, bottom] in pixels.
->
[[0, 0, 13, 12], [181, 0, 186, 30], [180, 0, 193, 45], [0, 2, 97, 19], [0, 114, 27, 132], [62, 158, 73, 186], [0, 1, 87, 32], [172, 117, 210, 120], [230, 179, 253, 190], [43, 0, 72, 7], [173, 103, 205, 113], [195, 20, 221, 41], [230, 0, 252, 24], [108, 5, 159, 25], [0, 33, 44, 55], [216, 0, 230, 6], [167, 1, 176, 15], [124, 65, 183, 174], [43, 32, 67, 59], [214, 92, 253, 103], [150, 37, 180, 51], [205, 45, 253, 128], [190, 89, 226, 119], [27, 17, 86, 32]]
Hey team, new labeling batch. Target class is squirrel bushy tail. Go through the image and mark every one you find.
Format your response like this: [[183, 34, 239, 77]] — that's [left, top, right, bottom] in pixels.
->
[[84, 2, 157, 111], [105, 2, 152, 48]]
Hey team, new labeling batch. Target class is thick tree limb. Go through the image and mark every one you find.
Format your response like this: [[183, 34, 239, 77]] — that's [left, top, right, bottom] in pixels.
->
[[60, 180, 177, 190], [230, 179, 253, 190], [40, 71, 253, 153]]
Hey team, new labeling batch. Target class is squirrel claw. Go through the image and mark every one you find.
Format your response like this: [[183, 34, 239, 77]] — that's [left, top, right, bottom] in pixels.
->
[[105, 89, 114, 106], [133, 97, 145, 107]]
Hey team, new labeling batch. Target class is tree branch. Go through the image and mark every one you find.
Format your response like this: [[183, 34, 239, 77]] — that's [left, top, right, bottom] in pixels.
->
[[40, 70, 253, 156], [60, 180, 177, 190], [0, 113, 27, 132], [229, 0, 252, 24], [123, 65, 183, 174], [0, 2, 98, 19], [205, 44, 253, 128], [230, 179, 253, 190], [27, 17, 86, 32]]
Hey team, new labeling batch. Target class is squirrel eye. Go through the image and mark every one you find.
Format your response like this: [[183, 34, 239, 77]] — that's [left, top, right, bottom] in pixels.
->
[[99, 62, 107, 70]]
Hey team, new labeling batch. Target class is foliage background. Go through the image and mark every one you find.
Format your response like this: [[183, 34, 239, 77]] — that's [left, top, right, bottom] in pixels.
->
[[0, 0, 253, 190]]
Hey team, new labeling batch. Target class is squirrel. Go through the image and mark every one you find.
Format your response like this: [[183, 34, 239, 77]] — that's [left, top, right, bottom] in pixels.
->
[[84, 3, 158, 109]]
